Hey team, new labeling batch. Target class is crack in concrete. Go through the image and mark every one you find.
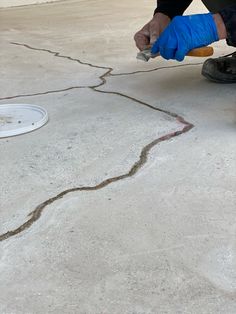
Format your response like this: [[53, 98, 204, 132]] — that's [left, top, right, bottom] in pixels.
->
[[0, 86, 88, 101], [0, 42, 203, 101], [0, 42, 194, 242], [111, 63, 203, 77]]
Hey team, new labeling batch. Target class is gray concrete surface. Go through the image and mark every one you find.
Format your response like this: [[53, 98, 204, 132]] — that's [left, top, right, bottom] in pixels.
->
[[0, 0, 236, 313], [0, 0, 61, 8]]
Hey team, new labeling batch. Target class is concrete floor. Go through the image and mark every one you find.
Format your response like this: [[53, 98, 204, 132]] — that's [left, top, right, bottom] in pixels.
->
[[0, 0, 61, 8], [0, 0, 236, 313]]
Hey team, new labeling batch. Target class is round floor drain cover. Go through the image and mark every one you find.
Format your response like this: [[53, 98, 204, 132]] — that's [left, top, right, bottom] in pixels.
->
[[0, 104, 48, 138]]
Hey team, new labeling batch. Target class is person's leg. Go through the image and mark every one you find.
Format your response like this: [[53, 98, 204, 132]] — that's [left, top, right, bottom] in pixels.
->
[[202, 0, 236, 13], [201, 0, 236, 82]]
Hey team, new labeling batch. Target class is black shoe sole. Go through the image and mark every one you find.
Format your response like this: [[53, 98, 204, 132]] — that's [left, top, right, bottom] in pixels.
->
[[202, 70, 236, 84]]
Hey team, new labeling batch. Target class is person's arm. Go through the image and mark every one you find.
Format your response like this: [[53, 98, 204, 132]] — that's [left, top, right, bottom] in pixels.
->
[[154, 0, 193, 19], [219, 5, 236, 47], [134, 0, 193, 51]]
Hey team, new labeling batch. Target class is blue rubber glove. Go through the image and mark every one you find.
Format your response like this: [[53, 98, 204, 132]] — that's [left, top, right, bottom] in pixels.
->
[[151, 13, 219, 62]]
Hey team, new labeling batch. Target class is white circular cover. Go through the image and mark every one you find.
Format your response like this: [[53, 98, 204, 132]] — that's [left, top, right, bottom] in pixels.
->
[[0, 104, 48, 138]]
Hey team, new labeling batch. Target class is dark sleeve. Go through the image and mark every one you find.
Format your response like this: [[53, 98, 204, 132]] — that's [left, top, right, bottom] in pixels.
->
[[154, 0, 193, 19], [219, 5, 236, 47]]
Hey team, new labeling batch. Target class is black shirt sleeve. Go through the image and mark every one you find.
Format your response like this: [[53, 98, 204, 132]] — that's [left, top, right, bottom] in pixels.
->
[[153, 1, 236, 47], [219, 5, 236, 47], [154, 0, 193, 19]]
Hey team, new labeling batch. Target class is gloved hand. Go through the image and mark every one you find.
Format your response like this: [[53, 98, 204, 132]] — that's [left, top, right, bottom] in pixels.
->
[[151, 13, 219, 62]]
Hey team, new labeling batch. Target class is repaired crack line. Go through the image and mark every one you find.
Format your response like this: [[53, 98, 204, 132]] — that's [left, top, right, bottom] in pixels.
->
[[0, 42, 194, 242]]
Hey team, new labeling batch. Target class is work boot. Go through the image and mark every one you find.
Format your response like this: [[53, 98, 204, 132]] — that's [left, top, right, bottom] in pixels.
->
[[202, 52, 236, 83]]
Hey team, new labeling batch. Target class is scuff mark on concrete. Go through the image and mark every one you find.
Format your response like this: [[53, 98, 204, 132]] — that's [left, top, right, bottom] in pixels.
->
[[0, 42, 194, 242]]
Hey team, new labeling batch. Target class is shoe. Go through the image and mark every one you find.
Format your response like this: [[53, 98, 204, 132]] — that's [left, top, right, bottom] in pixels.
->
[[202, 52, 236, 83]]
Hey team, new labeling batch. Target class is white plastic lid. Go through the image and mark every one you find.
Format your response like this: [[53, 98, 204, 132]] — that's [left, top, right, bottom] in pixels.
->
[[0, 104, 48, 138]]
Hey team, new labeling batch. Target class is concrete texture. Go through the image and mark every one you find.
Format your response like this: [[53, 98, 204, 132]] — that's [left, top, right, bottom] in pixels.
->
[[0, 0, 61, 8], [0, 0, 236, 313]]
